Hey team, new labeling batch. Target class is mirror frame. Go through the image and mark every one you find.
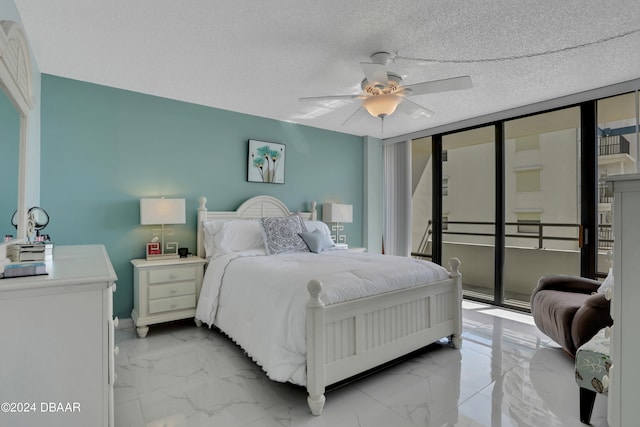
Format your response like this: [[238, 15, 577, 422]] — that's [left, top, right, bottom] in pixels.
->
[[0, 21, 34, 249]]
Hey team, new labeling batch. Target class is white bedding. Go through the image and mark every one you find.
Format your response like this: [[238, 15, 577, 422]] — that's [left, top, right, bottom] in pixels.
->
[[195, 250, 449, 386]]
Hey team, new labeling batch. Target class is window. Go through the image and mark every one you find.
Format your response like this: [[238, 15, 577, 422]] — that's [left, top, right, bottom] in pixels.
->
[[516, 212, 541, 234], [515, 168, 541, 192]]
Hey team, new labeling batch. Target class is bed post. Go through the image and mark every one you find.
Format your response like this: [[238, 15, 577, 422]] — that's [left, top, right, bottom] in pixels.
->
[[197, 196, 208, 258], [310, 201, 317, 220], [306, 279, 326, 415], [449, 257, 462, 349]]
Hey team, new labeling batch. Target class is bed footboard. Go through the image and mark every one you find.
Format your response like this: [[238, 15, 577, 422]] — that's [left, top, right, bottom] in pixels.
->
[[305, 258, 462, 416]]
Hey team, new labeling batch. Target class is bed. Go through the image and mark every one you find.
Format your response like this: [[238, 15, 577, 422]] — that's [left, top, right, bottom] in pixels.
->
[[194, 195, 462, 415]]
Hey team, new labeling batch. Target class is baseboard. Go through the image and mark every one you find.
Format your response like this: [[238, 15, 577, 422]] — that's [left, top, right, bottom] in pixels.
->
[[115, 317, 134, 330]]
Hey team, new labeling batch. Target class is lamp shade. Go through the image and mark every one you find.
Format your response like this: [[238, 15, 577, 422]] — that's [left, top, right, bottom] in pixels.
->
[[322, 203, 353, 223], [140, 198, 186, 225], [363, 94, 402, 118]]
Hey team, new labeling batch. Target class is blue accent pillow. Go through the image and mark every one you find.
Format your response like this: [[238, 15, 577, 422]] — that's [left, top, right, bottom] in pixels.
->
[[299, 229, 335, 253]]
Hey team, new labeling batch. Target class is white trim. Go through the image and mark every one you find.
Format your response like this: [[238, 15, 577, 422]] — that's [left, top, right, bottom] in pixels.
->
[[115, 317, 134, 330], [384, 78, 640, 145], [513, 208, 544, 213], [513, 165, 543, 172]]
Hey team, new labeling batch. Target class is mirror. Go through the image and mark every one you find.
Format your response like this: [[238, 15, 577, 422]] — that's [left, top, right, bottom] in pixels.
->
[[0, 88, 20, 242], [0, 20, 35, 255]]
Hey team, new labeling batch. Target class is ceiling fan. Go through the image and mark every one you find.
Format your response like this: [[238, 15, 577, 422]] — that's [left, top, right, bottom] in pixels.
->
[[300, 52, 473, 130]]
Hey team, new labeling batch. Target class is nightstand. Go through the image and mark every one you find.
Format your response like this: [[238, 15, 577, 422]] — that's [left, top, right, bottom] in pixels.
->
[[131, 256, 207, 338]]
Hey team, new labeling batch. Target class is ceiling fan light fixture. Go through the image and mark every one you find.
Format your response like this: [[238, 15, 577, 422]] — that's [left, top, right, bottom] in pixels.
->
[[363, 94, 402, 118]]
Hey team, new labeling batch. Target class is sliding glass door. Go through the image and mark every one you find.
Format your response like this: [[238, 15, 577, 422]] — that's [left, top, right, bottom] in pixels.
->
[[440, 126, 496, 301], [410, 90, 639, 310], [596, 92, 639, 276], [503, 107, 582, 308]]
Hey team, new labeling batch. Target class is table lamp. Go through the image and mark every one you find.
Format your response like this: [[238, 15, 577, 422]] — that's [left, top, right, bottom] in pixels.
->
[[140, 198, 185, 260], [322, 203, 353, 245]]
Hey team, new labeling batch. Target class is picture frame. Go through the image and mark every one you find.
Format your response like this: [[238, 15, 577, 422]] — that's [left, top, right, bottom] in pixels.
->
[[248, 140, 285, 184], [146, 242, 161, 257]]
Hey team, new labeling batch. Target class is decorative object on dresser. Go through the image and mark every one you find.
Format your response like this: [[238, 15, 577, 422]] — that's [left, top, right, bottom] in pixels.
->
[[140, 197, 186, 260], [247, 140, 285, 183], [0, 245, 117, 427], [131, 256, 207, 338], [195, 195, 462, 416], [322, 203, 353, 245]]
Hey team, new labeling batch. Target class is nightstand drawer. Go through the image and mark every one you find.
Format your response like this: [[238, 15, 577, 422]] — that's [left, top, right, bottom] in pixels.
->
[[148, 267, 196, 284], [149, 294, 196, 314], [149, 281, 196, 300]]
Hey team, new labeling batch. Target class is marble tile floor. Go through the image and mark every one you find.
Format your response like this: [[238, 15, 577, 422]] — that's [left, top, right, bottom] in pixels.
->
[[114, 301, 609, 427]]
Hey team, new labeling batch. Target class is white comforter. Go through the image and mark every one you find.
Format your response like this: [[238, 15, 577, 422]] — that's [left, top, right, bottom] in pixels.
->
[[195, 250, 449, 386]]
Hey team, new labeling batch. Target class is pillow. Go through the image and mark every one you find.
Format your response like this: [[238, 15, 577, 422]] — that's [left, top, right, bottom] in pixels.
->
[[597, 268, 614, 294], [203, 219, 264, 258], [304, 220, 332, 237], [299, 229, 335, 253], [260, 214, 309, 255]]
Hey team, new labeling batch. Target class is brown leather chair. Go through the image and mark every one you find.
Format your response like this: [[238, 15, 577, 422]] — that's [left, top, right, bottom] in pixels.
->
[[530, 275, 612, 356]]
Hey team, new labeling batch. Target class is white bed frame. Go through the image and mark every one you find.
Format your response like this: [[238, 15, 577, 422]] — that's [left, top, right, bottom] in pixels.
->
[[197, 195, 462, 415]]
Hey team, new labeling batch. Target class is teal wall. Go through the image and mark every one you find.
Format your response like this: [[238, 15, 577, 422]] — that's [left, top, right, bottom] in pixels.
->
[[41, 75, 364, 319]]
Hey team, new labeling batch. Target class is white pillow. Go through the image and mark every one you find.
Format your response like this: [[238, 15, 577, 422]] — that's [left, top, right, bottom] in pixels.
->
[[304, 220, 332, 237], [597, 268, 614, 294], [203, 219, 264, 259]]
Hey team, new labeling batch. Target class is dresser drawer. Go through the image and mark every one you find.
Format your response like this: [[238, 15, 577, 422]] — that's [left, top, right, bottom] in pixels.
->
[[148, 266, 196, 284], [149, 281, 195, 300], [148, 294, 196, 314]]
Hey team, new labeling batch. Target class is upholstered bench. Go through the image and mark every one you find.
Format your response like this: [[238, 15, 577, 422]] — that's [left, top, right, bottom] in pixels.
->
[[575, 327, 611, 424]]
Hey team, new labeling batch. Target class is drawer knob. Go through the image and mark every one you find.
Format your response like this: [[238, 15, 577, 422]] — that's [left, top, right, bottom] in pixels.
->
[[113, 317, 119, 328], [170, 274, 177, 280], [114, 346, 120, 356], [170, 289, 177, 294], [170, 304, 177, 309]]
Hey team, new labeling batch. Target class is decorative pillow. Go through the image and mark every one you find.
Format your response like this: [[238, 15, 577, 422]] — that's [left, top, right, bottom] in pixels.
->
[[303, 220, 332, 237], [299, 229, 335, 253], [260, 215, 309, 255], [203, 219, 264, 258], [597, 268, 614, 294]]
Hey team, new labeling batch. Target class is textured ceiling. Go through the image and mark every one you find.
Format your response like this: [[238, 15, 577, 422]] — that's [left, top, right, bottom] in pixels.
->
[[14, 0, 640, 139]]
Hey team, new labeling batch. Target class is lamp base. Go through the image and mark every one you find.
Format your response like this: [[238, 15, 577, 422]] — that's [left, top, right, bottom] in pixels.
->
[[146, 253, 180, 261]]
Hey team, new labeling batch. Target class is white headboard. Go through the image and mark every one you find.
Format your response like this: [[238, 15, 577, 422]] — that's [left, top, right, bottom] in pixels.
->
[[197, 195, 317, 258]]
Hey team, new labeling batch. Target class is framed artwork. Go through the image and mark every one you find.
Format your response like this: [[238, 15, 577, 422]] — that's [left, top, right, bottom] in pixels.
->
[[146, 242, 161, 257], [248, 140, 285, 184]]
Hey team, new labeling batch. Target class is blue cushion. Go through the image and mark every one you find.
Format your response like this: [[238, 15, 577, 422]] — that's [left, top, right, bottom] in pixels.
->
[[299, 229, 335, 253]]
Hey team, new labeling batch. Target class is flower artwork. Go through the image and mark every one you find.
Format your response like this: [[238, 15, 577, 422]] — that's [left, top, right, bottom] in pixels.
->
[[248, 140, 285, 183]]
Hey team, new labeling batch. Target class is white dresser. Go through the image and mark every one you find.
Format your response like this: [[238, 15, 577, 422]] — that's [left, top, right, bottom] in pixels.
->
[[606, 173, 640, 427], [0, 245, 117, 427], [131, 256, 206, 338]]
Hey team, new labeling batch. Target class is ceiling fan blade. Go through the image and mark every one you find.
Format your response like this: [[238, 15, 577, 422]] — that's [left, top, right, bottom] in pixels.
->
[[402, 76, 472, 96], [341, 106, 364, 126], [399, 98, 435, 118], [299, 94, 362, 101], [360, 62, 389, 87]]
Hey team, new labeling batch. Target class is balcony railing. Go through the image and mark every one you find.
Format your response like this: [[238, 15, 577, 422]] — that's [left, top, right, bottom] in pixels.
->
[[599, 134, 630, 156], [599, 183, 614, 204], [413, 220, 614, 257]]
